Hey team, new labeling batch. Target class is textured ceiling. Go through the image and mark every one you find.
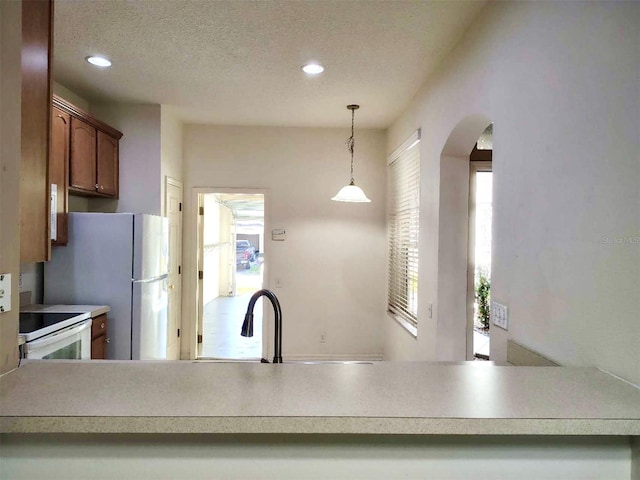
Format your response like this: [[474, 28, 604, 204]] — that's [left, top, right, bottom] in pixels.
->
[[54, 0, 486, 128]]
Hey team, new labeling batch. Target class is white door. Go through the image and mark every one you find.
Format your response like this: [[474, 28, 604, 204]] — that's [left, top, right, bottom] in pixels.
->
[[166, 178, 183, 360]]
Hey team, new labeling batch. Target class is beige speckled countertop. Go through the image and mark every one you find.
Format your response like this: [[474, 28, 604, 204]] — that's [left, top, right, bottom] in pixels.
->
[[1, 361, 639, 435]]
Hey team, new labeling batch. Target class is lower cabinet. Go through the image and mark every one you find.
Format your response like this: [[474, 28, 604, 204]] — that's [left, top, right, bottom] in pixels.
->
[[91, 314, 109, 360]]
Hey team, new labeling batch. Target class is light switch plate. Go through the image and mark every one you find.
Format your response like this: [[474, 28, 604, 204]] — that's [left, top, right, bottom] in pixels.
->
[[0, 273, 12, 313], [491, 301, 508, 330]]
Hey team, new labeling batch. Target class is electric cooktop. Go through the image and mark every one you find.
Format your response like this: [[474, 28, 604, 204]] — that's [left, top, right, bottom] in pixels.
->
[[19, 312, 90, 341]]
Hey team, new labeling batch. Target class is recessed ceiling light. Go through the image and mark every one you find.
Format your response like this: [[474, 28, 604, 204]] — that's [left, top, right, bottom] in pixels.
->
[[302, 63, 324, 75], [86, 56, 112, 68]]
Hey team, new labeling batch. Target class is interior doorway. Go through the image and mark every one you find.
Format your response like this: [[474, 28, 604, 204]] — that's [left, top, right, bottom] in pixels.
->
[[165, 177, 183, 360], [438, 115, 493, 362], [196, 192, 265, 359], [468, 125, 493, 360]]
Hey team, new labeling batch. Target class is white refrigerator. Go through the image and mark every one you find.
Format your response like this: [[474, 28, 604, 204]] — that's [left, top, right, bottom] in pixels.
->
[[44, 213, 169, 360]]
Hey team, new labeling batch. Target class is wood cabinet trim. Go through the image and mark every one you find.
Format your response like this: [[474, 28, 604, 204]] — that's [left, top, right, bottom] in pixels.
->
[[50, 107, 70, 245], [20, 0, 53, 262], [53, 94, 123, 140]]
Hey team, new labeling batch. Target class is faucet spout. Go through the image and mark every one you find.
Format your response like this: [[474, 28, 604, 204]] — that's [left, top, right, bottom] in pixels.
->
[[241, 289, 283, 363]]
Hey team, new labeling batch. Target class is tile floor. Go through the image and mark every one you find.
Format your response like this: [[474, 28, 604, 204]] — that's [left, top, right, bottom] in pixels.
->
[[200, 293, 263, 359], [199, 263, 264, 359]]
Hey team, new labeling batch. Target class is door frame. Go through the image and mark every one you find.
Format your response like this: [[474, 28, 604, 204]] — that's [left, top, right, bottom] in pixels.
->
[[188, 187, 270, 360], [164, 176, 183, 360], [467, 161, 492, 360]]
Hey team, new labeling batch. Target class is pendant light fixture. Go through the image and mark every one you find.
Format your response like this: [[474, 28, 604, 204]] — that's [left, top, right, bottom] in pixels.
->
[[331, 104, 371, 203]]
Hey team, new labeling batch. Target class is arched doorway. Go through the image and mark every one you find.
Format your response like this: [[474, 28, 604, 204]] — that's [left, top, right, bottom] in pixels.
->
[[437, 115, 493, 361]]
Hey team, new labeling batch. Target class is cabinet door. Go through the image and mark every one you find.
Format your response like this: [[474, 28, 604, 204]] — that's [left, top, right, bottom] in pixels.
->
[[20, 0, 53, 262], [97, 131, 118, 197], [50, 107, 69, 245], [70, 117, 96, 193]]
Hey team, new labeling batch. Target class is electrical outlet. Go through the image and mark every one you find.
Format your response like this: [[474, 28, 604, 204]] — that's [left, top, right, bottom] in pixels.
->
[[320, 332, 327, 343], [0, 273, 12, 313], [491, 301, 508, 330]]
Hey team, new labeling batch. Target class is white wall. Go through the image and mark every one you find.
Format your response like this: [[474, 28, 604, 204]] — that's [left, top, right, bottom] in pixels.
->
[[53, 82, 89, 111], [202, 196, 223, 304], [18, 263, 43, 305], [89, 103, 162, 215], [160, 106, 183, 215], [436, 155, 470, 361], [183, 126, 387, 360], [218, 204, 234, 297], [0, 0, 22, 374], [384, 1, 640, 385]]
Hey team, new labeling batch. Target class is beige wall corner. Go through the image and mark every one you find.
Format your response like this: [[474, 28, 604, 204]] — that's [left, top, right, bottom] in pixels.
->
[[182, 126, 387, 360], [0, 0, 23, 374], [161, 106, 184, 216], [52, 82, 90, 112], [384, 1, 640, 385]]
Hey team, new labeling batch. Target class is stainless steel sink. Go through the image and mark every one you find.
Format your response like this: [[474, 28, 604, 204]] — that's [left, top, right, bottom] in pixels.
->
[[193, 359, 375, 364], [285, 360, 374, 365]]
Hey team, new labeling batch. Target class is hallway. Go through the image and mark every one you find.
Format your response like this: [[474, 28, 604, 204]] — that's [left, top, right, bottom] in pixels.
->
[[200, 293, 263, 359]]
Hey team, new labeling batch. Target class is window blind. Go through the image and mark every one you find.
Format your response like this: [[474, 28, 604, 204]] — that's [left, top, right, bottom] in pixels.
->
[[387, 130, 420, 327]]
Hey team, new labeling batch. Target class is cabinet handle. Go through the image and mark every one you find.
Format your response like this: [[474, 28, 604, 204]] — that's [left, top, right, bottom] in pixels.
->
[[168, 284, 175, 289], [56, 114, 67, 124], [105, 337, 110, 344], [100, 322, 105, 329], [95, 184, 99, 190], [100, 185, 104, 190]]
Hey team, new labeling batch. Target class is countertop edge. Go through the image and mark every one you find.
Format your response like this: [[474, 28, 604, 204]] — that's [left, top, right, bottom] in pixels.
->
[[2, 416, 639, 436], [20, 304, 111, 317]]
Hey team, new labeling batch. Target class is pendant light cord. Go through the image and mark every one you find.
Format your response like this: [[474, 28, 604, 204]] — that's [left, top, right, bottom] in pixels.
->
[[347, 107, 355, 185]]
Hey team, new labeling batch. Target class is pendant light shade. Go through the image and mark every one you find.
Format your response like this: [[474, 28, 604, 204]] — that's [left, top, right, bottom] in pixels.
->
[[332, 104, 371, 203], [331, 181, 371, 202]]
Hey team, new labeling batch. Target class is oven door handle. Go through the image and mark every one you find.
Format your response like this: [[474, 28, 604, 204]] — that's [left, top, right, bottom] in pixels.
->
[[26, 320, 92, 349]]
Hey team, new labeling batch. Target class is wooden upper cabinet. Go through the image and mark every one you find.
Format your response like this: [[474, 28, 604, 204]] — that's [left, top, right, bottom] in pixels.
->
[[97, 131, 118, 197], [70, 117, 97, 193], [54, 95, 122, 200], [50, 107, 70, 245], [20, 0, 53, 262]]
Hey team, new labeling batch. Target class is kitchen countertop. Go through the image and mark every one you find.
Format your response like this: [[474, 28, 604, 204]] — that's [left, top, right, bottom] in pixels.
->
[[20, 304, 110, 317], [1, 361, 639, 436]]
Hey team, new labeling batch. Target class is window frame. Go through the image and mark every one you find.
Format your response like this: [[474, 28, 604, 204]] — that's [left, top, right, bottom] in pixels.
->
[[386, 129, 421, 337]]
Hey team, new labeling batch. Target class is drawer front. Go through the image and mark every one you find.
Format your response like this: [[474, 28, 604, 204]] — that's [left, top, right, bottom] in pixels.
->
[[91, 334, 107, 360], [91, 314, 108, 339]]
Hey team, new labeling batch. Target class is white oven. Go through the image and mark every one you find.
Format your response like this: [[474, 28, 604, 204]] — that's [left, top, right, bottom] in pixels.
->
[[22, 319, 92, 360]]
